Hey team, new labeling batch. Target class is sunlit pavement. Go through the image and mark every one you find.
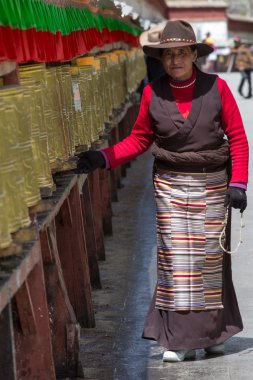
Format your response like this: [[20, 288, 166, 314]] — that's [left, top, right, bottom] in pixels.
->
[[80, 72, 253, 380]]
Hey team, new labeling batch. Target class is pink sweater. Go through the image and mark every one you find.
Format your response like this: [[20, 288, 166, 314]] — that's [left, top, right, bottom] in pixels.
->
[[102, 71, 249, 186]]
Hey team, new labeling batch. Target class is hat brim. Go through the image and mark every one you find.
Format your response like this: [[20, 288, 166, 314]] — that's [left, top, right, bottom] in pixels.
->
[[139, 24, 166, 47], [143, 41, 213, 59]]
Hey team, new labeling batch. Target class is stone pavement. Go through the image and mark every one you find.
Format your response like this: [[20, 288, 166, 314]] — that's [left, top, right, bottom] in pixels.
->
[[80, 73, 253, 380]]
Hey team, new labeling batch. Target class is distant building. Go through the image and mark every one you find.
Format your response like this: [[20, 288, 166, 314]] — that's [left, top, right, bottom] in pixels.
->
[[146, 0, 228, 42], [227, 14, 253, 42]]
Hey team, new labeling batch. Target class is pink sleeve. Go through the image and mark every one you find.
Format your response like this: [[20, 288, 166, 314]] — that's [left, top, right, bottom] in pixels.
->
[[217, 77, 249, 184], [229, 182, 247, 190], [101, 84, 154, 169]]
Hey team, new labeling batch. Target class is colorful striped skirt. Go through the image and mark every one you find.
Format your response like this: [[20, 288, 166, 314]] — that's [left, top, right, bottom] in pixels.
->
[[154, 168, 228, 311]]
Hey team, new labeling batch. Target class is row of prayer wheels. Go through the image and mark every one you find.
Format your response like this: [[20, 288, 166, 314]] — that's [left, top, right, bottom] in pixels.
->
[[0, 47, 146, 251]]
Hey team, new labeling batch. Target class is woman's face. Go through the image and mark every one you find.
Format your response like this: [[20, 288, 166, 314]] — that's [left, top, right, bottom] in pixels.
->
[[161, 46, 197, 81]]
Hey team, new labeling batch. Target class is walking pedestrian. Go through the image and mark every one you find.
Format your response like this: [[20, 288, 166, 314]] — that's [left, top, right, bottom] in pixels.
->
[[75, 20, 249, 362], [233, 35, 253, 98], [201, 31, 218, 73]]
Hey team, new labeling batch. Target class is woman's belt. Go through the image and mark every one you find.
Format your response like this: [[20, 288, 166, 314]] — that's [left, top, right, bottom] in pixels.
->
[[154, 160, 228, 174]]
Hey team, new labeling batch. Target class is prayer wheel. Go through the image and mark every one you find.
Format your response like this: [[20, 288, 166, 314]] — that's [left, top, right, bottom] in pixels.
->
[[0, 99, 30, 232], [56, 65, 76, 157], [75, 57, 98, 143], [70, 66, 90, 148], [0, 101, 13, 248], [95, 54, 112, 123], [45, 67, 69, 167], [0, 179, 12, 249], [0, 86, 41, 208], [113, 50, 128, 105], [107, 52, 121, 110], [19, 69, 54, 189]]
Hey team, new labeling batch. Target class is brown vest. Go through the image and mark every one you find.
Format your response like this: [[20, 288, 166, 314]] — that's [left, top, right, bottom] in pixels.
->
[[149, 68, 230, 171]]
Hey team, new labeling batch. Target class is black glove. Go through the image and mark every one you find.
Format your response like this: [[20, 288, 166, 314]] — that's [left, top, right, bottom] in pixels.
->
[[224, 186, 247, 213], [75, 150, 106, 174]]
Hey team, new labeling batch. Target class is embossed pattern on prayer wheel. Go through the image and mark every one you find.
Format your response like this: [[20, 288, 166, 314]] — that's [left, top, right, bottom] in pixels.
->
[[19, 69, 54, 188], [70, 66, 90, 148], [0, 101, 13, 249], [76, 57, 99, 143], [0, 86, 41, 208], [95, 55, 112, 123], [56, 65, 76, 157], [0, 99, 30, 231]]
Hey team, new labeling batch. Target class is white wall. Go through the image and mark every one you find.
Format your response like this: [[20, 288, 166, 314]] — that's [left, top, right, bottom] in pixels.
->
[[190, 20, 228, 43]]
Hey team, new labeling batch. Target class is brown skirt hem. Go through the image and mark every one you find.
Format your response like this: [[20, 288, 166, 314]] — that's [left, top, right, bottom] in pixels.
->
[[142, 253, 243, 351], [142, 325, 243, 351]]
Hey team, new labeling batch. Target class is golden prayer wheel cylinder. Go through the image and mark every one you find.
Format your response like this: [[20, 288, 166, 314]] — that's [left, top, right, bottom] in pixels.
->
[[95, 56, 109, 122], [79, 65, 97, 143], [45, 67, 69, 166], [94, 59, 106, 136], [0, 102, 30, 231], [97, 54, 114, 120], [32, 84, 54, 188], [19, 64, 54, 184], [18, 78, 54, 189], [56, 65, 76, 157], [106, 53, 121, 110], [0, 182, 12, 249], [76, 57, 100, 142], [20, 64, 59, 170], [0, 103, 13, 248], [91, 59, 104, 136], [70, 66, 90, 148], [126, 49, 134, 93], [0, 86, 41, 208], [113, 50, 128, 104]]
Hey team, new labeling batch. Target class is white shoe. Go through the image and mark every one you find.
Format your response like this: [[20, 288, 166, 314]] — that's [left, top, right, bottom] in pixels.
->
[[163, 349, 196, 362], [205, 343, 225, 355]]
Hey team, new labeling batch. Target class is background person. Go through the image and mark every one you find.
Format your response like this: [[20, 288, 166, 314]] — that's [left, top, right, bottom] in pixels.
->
[[75, 20, 249, 363], [233, 35, 253, 98], [201, 31, 217, 73]]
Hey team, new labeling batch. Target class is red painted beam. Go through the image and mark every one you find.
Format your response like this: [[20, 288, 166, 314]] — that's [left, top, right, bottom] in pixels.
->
[[166, 7, 227, 20], [228, 17, 253, 34]]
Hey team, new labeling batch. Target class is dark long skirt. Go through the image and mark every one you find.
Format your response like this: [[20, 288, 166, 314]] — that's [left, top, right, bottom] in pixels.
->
[[142, 249, 243, 350]]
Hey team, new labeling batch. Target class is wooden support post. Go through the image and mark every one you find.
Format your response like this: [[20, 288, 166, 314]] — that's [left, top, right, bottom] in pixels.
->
[[0, 303, 17, 380], [15, 280, 36, 336], [118, 118, 128, 178], [106, 123, 118, 202], [14, 261, 56, 380], [110, 126, 123, 189], [40, 225, 84, 378], [88, 171, 106, 261], [81, 179, 101, 289], [55, 184, 95, 328], [99, 169, 113, 236], [110, 169, 118, 202]]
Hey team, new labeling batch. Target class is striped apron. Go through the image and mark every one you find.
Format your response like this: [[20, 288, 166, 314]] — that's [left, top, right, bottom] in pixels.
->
[[154, 168, 227, 311]]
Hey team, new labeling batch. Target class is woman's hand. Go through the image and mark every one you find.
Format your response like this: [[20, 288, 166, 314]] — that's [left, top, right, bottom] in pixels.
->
[[75, 151, 106, 174], [224, 186, 247, 213]]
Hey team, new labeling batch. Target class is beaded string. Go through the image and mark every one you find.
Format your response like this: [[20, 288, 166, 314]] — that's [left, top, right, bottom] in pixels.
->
[[169, 78, 196, 89], [219, 208, 244, 255]]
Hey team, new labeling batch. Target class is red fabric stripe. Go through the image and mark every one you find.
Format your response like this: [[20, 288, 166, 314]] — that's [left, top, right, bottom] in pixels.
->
[[0, 26, 139, 62], [171, 237, 205, 241], [173, 274, 202, 278]]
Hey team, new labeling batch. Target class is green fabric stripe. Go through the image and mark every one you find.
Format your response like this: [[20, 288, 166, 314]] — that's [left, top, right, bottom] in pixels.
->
[[0, 0, 142, 36]]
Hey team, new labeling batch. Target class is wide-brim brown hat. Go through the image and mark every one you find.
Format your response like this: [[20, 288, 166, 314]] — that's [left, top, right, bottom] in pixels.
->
[[143, 20, 213, 59]]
